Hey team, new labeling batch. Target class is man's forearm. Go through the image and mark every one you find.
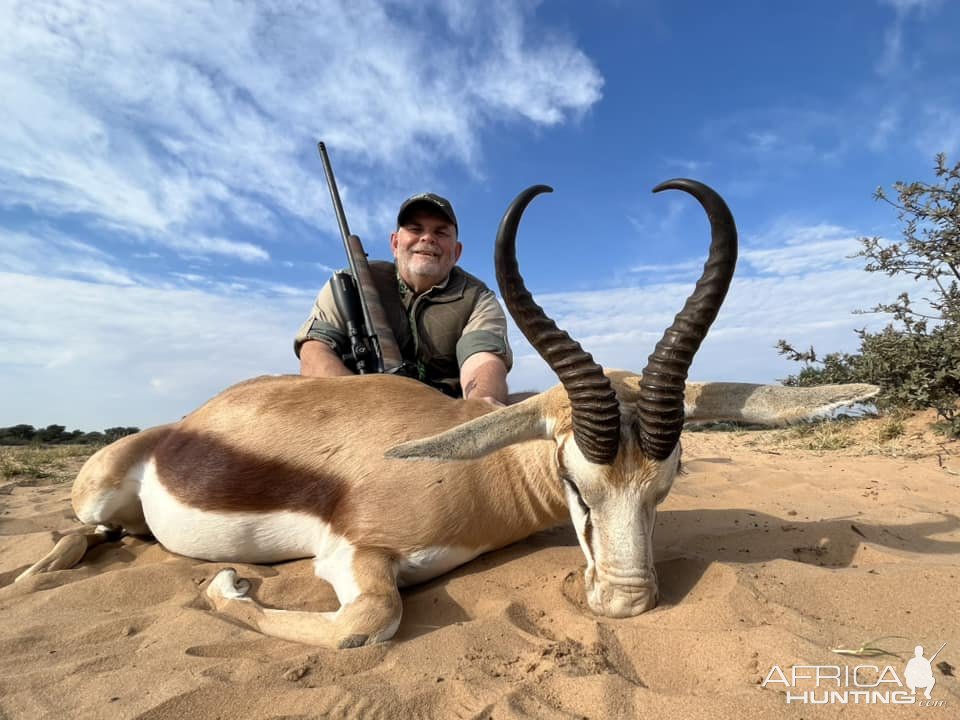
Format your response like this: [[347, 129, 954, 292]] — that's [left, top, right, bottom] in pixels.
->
[[299, 340, 354, 377], [460, 352, 508, 405]]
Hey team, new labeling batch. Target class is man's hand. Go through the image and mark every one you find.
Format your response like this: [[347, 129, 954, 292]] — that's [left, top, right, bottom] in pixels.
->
[[299, 340, 354, 377], [460, 352, 508, 406]]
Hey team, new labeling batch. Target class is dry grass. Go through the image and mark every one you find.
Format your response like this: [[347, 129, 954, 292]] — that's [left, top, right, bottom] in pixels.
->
[[0, 445, 99, 486], [733, 407, 955, 461], [783, 419, 858, 451], [876, 413, 907, 442]]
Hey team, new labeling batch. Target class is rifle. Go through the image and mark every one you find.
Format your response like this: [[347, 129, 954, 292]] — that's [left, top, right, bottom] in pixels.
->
[[317, 142, 404, 374]]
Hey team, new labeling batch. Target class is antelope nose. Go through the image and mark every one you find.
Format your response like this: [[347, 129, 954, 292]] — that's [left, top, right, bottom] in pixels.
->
[[589, 581, 658, 617], [609, 588, 657, 617]]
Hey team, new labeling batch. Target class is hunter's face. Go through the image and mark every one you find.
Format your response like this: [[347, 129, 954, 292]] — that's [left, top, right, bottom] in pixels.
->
[[391, 209, 462, 293]]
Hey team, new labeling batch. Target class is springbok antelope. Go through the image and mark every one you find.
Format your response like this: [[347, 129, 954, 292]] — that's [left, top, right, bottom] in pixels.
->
[[17, 180, 878, 649]]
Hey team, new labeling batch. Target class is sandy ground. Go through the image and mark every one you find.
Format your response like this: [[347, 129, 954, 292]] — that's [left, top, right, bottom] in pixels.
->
[[1, 415, 958, 719]]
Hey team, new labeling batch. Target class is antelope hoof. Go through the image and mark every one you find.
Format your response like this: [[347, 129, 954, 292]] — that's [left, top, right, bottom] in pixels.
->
[[15, 534, 91, 583], [207, 568, 251, 603], [339, 634, 370, 649]]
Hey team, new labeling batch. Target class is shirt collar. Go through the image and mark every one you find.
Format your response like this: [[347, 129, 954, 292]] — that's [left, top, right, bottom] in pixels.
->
[[397, 269, 452, 304]]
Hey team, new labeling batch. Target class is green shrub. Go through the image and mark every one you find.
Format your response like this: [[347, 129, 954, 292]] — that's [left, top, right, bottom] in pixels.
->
[[779, 153, 960, 436]]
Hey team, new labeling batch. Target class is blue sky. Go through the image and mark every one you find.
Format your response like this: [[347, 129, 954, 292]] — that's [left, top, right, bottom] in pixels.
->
[[2, 0, 958, 430]]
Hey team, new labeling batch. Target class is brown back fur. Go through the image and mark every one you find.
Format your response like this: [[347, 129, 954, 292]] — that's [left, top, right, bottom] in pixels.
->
[[147, 374, 567, 554]]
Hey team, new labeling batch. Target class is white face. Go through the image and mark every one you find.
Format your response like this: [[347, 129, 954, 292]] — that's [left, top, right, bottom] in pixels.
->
[[559, 435, 680, 617], [390, 209, 462, 294]]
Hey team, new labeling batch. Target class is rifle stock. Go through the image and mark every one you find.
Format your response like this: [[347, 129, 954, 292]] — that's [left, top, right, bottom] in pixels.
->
[[317, 142, 404, 373], [342, 234, 404, 370]]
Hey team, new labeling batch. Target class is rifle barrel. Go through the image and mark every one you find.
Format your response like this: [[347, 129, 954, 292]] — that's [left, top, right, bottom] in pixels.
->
[[317, 142, 352, 242]]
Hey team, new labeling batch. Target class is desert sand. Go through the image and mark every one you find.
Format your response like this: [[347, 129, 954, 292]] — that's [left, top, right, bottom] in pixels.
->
[[1, 414, 958, 719]]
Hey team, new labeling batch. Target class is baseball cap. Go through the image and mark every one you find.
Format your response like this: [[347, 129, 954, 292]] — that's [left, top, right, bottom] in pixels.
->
[[397, 192, 458, 230]]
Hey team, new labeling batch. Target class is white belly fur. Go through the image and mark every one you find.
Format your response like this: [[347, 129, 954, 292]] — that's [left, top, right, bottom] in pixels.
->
[[137, 459, 488, 595], [396, 545, 488, 586], [139, 458, 337, 564]]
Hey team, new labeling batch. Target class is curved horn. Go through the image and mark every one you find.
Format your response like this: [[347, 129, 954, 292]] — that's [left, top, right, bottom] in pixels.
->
[[495, 185, 620, 465], [638, 178, 738, 460]]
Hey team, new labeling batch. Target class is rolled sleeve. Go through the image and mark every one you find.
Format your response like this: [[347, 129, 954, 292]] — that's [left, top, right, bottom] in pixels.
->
[[455, 289, 513, 370], [293, 280, 348, 358]]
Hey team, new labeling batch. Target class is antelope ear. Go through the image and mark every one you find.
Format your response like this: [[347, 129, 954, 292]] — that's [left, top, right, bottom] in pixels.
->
[[683, 382, 880, 426], [386, 395, 551, 461]]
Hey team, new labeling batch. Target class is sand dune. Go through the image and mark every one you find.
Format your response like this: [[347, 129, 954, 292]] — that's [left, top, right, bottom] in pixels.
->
[[1, 420, 958, 718]]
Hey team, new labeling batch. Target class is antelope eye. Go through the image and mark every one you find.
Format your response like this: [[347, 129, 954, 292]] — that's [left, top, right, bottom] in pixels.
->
[[563, 477, 590, 515]]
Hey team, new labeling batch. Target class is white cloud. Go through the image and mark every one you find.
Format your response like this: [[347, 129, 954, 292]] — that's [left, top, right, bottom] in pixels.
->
[[0, 0, 607, 431], [740, 223, 862, 275], [0, 220, 931, 429], [917, 102, 960, 156], [505, 223, 927, 393], [877, 18, 905, 74], [0, 270, 305, 429], [467, 4, 603, 126], [0, 229, 139, 286], [746, 131, 781, 153], [700, 2, 950, 174], [507, 265, 920, 393], [625, 195, 688, 246], [661, 157, 712, 175], [0, 0, 603, 256], [0, 0, 607, 429], [172, 235, 270, 263], [629, 260, 704, 275], [704, 106, 847, 170], [869, 106, 901, 152], [879, 0, 942, 13], [876, 0, 944, 74], [623, 222, 863, 279]]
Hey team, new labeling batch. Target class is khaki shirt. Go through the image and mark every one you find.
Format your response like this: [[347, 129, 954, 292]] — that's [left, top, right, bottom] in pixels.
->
[[294, 261, 513, 396]]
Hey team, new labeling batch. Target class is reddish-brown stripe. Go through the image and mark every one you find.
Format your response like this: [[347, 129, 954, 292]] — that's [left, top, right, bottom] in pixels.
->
[[153, 430, 346, 519]]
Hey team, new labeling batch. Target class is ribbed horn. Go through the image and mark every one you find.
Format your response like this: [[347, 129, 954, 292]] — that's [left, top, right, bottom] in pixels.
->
[[638, 179, 738, 459], [495, 185, 620, 465]]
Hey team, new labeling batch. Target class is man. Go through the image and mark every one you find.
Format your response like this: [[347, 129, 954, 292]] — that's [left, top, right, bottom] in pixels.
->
[[294, 192, 512, 406]]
